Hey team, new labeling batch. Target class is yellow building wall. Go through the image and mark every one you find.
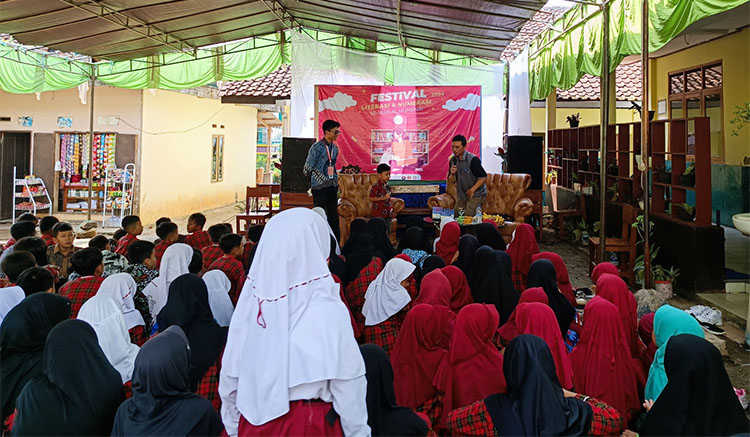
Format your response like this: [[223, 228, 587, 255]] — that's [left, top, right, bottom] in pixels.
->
[[530, 107, 638, 133], [139, 90, 257, 223], [650, 28, 750, 165]]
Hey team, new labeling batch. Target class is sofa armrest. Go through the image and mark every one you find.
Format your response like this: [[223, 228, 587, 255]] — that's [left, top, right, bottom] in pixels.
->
[[512, 197, 534, 221], [428, 193, 455, 209], [392, 198, 405, 216], [337, 198, 357, 221]]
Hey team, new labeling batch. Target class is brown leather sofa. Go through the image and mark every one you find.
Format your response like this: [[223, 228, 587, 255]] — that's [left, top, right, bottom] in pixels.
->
[[428, 173, 534, 241], [337, 174, 405, 245]]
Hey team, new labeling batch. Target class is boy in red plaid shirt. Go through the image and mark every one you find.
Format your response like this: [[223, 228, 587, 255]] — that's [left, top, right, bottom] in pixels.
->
[[201, 224, 230, 272], [184, 212, 212, 249], [58, 248, 105, 317], [114, 215, 143, 256], [39, 216, 59, 247], [207, 233, 246, 305], [154, 221, 179, 268], [242, 224, 264, 271], [369, 163, 394, 231]]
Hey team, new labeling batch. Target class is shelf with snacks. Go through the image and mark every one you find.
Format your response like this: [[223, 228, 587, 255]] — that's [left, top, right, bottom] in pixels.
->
[[12, 167, 53, 222], [58, 131, 117, 213]]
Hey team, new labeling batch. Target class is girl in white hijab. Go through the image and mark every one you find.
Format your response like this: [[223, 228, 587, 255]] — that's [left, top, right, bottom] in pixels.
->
[[219, 208, 369, 436], [202, 270, 234, 327], [97, 273, 148, 345], [78, 295, 140, 385], [142, 243, 193, 318], [0, 286, 25, 324]]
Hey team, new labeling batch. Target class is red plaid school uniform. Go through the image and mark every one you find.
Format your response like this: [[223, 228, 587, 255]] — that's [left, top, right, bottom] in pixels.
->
[[446, 395, 622, 436], [361, 315, 402, 357], [3, 239, 15, 250], [153, 240, 171, 269], [41, 234, 55, 246], [123, 380, 133, 399], [344, 257, 383, 335], [114, 233, 138, 256], [185, 230, 212, 250], [512, 271, 526, 292], [242, 242, 254, 271], [129, 325, 148, 347], [208, 256, 246, 305], [0, 278, 11, 288], [196, 351, 223, 413], [202, 245, 224, 272], [417, 393, 444, 432], [58, 276, 105, 317]]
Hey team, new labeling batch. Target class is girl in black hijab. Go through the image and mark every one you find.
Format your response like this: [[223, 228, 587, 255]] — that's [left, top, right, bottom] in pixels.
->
[[366, 217, 397, 261], [452, 234, 480, 277], [469, 249, 519, 325], [360, 344, 430, 436], [639, 334, 749, 436], [0, 293, 71, 430], [12, 319, 123, 436], [527, 259, 576, 337], [328, 235, 347, 284], [342, 218, 368, 257], [156, 274, 227, 392], [112, 326, 223, 436], [467, 245, 494, 294], [474, 222, 507, 250], [343, 230, 377, 286], [398, 226, 432, 254], [415, 255, 446, 289]]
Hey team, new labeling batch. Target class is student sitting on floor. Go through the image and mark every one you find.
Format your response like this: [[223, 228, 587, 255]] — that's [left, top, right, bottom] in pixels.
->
[[125, 240, 158, 331], [2, 214, 36, 251], [88, 235, 129, 278], [152, 217, 173, 245], [114, 216, 143, 256], [46, 222, 79, 280], [154, 221, 179, 268], [58, 248, 105, 317], [202, 224, 230, 272], [16, 267, 56, 295], [0, 222, 37, 278], [39, 216, 60, 247], [0, 252, 36, 288], [185, 213, 212, 250], [207, 234, 245, 305]]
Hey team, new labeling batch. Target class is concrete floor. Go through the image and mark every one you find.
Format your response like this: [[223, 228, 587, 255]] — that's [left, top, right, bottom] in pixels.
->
[[725, 225, 750, 275]]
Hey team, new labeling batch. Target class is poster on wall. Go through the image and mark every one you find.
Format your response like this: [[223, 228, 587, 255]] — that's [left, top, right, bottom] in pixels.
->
[[17, 116, 32, 127], [57, 116, 73, 128], [317, 85, 481, 181]]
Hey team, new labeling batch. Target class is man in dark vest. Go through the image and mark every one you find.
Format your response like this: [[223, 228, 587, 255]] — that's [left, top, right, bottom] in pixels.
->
[[448, 134, 487, 216]]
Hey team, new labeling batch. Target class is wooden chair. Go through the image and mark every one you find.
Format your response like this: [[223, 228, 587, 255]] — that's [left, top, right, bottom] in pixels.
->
[[236, 185, 273, 234], [588, 203, 637, 285], [550, 184, 586, 239]]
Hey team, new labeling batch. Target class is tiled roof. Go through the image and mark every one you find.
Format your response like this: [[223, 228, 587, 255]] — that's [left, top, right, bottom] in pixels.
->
[[500, 7, 566, 62], [556, 61, 642, 101], [218, 64, 291, 98]]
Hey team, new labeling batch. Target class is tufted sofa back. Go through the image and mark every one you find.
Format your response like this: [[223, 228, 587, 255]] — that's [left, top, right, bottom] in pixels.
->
[[447, 173, 531, 215], [338, 173, 382, 216]]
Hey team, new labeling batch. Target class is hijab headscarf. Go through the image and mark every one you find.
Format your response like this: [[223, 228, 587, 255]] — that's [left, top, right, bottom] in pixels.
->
[[0, 293, 70, 423], [144, 243, 193, 316], [328, 235, 348, 284], [474, 222, 507, 250], [596, 273, 641, 358], [644, 305, 704, 401], [467, 245, 493, 293], [12, 319, 123, 436], [220, 208, 365, 426], [570, 297, 642, 423], [514, 302, 574, 389], [391, 304, 451, 409], [506, 223, 538, 281], [96, 273, 145, 330], [0, 286, 25, 324], [497, 287, 550, 342], [527, 259, 575, 337], [441, 266, 473, 312], [415, 269, 452, 308], [484, 335, 593, 436], [156, 274, 227, 391], [452, 234, 480, 277], [640, 334, 749, 436], [416, 255, 445, 286], [591, 262, 619, 283], [398, 226, 431, 253], [638, 312, 657, 369], [532, 252, 576, 306], [344, 226, 377, 285], [202, 270, 234, 327], [435, 221, 461, 265], [471, 249, 518, 325], [435, 304, 506, 422], [366, 217, 397, 261], [361, 344, 430, 437], [363, 258, 415, 326], [78, 295, 140, 383], [111, 326, 223, 437], [342, 218, 368, 257]]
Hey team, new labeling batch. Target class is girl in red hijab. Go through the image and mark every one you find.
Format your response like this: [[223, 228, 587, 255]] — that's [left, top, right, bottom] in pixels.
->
[[496, 287, 548, 343], [591, 261, 619, 284], [391, 304, 451, 427], [434, 304, 506, 426], [596, 273, 642, 359], [532, 252, 576, 306], [414, 270, 455, 346], [506, 224, 539, 290], [440, 266, 472, 313], [514, 302, 574, 390], [571, 297, 642, 427], [638, 312, 657, 372], [435, 222, 460, 265]]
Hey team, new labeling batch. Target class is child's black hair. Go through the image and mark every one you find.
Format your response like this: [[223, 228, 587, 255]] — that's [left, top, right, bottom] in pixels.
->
[[88, 235, 109, 251], [208, 224, 230, 243], [219, 233, 242, 254], [127, 240, 155, 265], [1, 251, 36, 283], [10, 221, 36, 240], [16, 267, 55, 296], [376, 163, 391, 174], [14, 237, 48, 266], [188, 213, 207, 228], [156, 222, 179, 240], [51, 222, 73, 237], [70, 248, 103, 276], [39, 216, 60, 233], [121, 215, 141, 233]]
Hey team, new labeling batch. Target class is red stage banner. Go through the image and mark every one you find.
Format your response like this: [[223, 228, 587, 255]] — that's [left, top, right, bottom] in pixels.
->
[[317, 85, 481, 181]]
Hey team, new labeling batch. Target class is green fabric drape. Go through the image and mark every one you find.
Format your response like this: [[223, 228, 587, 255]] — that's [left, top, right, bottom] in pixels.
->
[[528, 0, 748, 101]]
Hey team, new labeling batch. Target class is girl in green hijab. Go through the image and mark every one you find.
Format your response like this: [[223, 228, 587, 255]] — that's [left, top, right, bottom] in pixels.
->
[[644, 305, 704, 401]]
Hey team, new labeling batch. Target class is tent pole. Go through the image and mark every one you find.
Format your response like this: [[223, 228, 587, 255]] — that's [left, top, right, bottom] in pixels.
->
[[641, 0, 652, 287], [598, 0, 609, 262], [87, 76, 96, 221]]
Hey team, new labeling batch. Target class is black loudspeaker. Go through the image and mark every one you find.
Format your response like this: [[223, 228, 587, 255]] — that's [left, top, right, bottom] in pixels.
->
[[281, 137, 316, 193], [506, 135, 543, 190]]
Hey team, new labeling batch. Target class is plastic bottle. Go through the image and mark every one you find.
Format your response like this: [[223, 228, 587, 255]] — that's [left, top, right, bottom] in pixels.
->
[[474, 205, 482, 224]]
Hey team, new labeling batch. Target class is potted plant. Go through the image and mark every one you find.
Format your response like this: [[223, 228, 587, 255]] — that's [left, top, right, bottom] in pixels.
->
[[653, 265, 680, 299], [680, 163, 695, 187], [567, 113, 581, 128], [607, 160, 619, 176], [579, 220, 589, 245], [546, 170, 558, 185], [567, 220, 582, 242], [674, 202, 696, 221], [607, 182, 619, 202]]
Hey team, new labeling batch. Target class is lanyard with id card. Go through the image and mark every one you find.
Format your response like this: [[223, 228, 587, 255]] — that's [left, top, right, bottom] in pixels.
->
[[325, 143, 335, 179]]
